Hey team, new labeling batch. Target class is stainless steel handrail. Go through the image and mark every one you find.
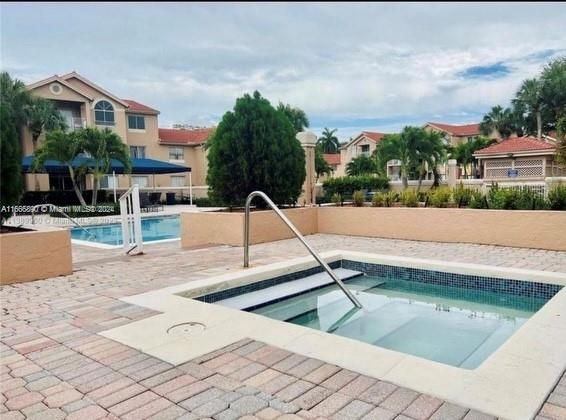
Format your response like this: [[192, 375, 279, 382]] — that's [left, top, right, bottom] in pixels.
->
[[243, 191, 363, 309], [31, 204, 96, 239]]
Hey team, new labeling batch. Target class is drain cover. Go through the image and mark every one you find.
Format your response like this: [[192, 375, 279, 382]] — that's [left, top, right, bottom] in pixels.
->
[[167, 322, 206, 337]]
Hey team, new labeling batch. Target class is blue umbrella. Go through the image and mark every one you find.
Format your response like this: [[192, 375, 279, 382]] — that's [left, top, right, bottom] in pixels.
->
[[22, 155, 190, 174]]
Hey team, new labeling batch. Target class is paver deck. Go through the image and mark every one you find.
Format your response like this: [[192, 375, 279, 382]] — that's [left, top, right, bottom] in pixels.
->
[[1, 233, 565, 419]]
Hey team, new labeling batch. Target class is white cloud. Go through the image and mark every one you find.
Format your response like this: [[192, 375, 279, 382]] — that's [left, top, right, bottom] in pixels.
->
[[1, 2, 565, 137]]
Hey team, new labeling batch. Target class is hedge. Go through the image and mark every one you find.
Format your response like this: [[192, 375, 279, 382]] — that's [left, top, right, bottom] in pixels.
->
[[323, 175, 389, 198]]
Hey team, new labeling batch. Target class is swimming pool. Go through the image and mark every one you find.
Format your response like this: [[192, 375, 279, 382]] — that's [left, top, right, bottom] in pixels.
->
[[71, 215, 180, 246], [202, 259, 559, 369]]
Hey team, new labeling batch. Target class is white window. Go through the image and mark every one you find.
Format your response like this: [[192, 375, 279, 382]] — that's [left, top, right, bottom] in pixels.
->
[[360, 144, 370, 157], [129, 146, 146, 159], [131, 176, 148, 188], [171, 176, 185, 187], [94, 100, 115, 125], [99, 175, 117, 189], [169, 146, 184, 160]]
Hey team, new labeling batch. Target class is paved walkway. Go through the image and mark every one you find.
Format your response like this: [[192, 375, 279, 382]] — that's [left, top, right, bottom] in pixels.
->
[[1, 235, 565, 419]]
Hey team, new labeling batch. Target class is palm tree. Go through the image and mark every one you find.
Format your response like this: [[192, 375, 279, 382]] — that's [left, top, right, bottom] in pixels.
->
[[1, 72, 31, 222], [480, 105, 515, 139], [513, 78, 544, 139], [315, 147, 333, 182], [317, 128, 340, 153], [33, 130, 88, 206], [79, 127, 131, 205], [375, 127, 427, 189], [346, 155, 377, 176], [451, 136, 495, 178], [414, 130, 446, 191], [25, 97, 67, 150]]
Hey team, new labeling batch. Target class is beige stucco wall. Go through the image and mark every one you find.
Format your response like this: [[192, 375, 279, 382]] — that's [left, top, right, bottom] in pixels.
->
[[181, 206, 566, 251], [317, 207, 566, 251], [181, 207, 318, 248], [0, 227, 73, 284]]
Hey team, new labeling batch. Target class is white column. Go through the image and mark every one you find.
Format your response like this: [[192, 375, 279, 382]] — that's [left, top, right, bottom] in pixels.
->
[[447, 159, 458, 188], [296, 131, 317, 206]]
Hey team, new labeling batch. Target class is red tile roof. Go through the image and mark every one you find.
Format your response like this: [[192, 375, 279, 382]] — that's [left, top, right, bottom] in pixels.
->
[[323, 153, 341, 165], [361, 131, 386, 142], [123, 99, 159, 115], [158, 127, 214, 145], [474, 136, 556, 156], [427, 122, 480, 137]]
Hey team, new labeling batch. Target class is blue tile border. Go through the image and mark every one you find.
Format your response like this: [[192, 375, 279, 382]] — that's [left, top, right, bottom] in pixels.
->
[[341, 260, 561, 299], [196, 259, 561, 304]]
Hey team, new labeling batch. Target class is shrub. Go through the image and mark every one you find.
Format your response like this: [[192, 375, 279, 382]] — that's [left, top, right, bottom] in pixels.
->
[[487, 186, 549, 210], [401, 190, 419, 207], [207, 91, 305, 206], [429, 187, 452, 208], [384, 191, 398, 207], [323, 175, 389, 199], [469, 190, 488, 209], [453, 184, 473, 208], [352, 190, 365, 207], [331, 193, 342, 206], [372, 192, 385, 207], [515, 188, 547, 210], [548, 184, 566, 210]]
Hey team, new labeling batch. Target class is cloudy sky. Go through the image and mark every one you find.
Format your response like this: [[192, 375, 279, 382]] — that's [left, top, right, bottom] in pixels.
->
[[2, 2, 566, 140]]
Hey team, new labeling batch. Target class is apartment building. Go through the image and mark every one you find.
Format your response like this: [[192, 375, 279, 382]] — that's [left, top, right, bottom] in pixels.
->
[[23, 71, 213, 195]]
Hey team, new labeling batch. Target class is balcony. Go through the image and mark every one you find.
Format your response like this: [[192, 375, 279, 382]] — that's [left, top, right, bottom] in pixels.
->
[[69, 117, 86, 131]]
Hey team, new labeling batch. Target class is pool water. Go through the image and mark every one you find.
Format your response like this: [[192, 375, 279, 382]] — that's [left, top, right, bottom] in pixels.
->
[[250, 275, 548, 368], [71, 216, 180, 245]]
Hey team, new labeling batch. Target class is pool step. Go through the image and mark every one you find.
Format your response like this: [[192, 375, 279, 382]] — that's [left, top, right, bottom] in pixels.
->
[[216, 268, 363, 310]]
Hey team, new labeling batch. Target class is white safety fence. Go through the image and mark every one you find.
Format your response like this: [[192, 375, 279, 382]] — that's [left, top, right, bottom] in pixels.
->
[[119, 184, 143, 254]]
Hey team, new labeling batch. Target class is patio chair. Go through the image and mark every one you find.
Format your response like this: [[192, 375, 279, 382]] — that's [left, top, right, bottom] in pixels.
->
[[139, 192, 160, 212], [149, 192, 164, 211]]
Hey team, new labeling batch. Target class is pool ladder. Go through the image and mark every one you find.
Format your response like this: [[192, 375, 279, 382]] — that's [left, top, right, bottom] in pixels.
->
[[243, 191, 363, 309], [30, 204, 96, 240]]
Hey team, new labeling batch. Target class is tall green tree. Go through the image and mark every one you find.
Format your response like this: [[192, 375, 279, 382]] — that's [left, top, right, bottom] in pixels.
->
[[79, 127, 131, 205], [513, 78, 544, 139], [33, 130, 88, 206], [317, 128, 340, 153], [207, 91, 306, 206], [0, 72, 29, 222], [346, 155, 377, 176], [540, 57, 566, 126], [276, 102, 309, 132], [480, 105, 516, 139]]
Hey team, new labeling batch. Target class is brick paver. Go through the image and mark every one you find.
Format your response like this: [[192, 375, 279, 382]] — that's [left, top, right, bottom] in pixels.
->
[[1, 234, 565, 419]]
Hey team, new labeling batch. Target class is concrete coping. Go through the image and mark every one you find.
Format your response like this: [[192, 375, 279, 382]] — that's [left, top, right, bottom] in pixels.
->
[[101, 250, 566, 420]]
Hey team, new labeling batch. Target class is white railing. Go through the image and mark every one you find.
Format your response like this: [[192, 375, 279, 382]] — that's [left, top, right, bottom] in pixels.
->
[[119, 184, 143, 254]]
